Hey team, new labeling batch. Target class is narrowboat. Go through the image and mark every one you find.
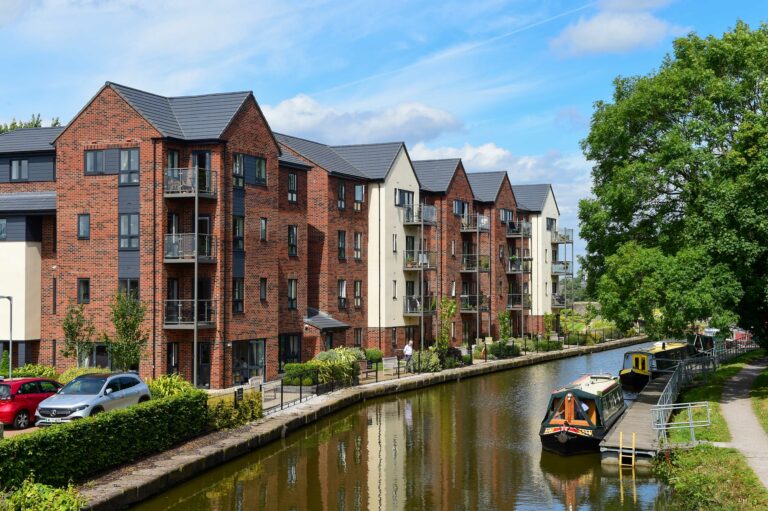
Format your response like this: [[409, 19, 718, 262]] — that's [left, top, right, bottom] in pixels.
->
[[539, 374, 626, 455], [619, 341, 695, 391]]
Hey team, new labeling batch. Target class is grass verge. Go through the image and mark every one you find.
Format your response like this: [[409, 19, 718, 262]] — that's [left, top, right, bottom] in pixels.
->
[[751, 366, 768, 436], [669, 349, 765, 443], [655, 444, 768, 511]]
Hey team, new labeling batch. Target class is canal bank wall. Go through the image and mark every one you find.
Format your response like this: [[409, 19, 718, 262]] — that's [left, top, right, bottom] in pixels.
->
[[82, 336, 648, 510]]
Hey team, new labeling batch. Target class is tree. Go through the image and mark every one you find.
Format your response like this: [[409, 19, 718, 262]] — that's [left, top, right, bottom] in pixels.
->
[[0, 114, 60, 134], [103, 292, 148, 371], [579, 22, 768, 339], [543, 313, 555, 340], [61, 304, 95, 367], [497, 310, 511, 342], [436, 297, 458, 361]]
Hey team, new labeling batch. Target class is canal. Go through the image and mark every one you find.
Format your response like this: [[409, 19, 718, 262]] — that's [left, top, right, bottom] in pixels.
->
[[135, 342, 674, 510]]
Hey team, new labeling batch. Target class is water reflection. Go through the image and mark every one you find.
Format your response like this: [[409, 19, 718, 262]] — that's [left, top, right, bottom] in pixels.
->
[[135, 343, 674, 511]]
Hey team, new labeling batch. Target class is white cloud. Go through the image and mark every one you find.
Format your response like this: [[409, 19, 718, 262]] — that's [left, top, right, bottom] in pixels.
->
[[0, 0, 28, 27], [263, 95, 461, 145], [598, 0, 674, 11]]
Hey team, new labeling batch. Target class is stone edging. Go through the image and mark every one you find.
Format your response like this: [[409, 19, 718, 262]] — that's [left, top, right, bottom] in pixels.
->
[[81, 336, 647, 510]]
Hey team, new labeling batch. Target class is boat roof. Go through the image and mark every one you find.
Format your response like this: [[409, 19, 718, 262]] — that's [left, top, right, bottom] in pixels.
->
[[551, 374, 618, 397], [627, 341, 689, 355]]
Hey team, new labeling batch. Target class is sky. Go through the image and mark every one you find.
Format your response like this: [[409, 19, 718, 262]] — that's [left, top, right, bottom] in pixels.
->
[[0, 0, 764, 263]]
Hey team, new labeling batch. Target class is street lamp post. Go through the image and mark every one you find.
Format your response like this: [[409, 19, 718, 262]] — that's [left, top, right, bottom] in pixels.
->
[[0, 296, 13, 380]]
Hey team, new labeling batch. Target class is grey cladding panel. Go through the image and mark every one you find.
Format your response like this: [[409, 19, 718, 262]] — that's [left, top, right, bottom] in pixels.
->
[[0, 216, 42, 242], [104, 149, 120, 174], [119, 251, 140, 278], [0, 153, 55, 182], [243, 155, 257, 185], [0, 192, 56, 213], [233, 251, 245, 278], [233, 188, 245, 216], [118, 186, 140, 213]]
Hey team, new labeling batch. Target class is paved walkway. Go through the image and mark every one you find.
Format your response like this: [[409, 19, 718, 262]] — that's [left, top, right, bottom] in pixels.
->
[[720, 360, 768, 488]]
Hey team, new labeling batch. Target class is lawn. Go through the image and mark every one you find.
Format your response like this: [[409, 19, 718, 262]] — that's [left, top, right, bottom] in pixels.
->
[[751, 366, 768, 437]]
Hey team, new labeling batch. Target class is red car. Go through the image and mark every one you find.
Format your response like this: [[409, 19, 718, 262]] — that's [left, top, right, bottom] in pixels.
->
[[0, 378, 62, 429]]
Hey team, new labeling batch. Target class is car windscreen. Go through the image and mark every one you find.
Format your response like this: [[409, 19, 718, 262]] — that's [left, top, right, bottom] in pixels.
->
[[59, 377, 107, 395], [0, 385, 9, 399]]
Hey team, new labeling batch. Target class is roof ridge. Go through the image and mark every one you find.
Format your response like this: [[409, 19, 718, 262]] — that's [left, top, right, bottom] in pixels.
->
[[513, 183, 551, 187], [331, 141, 403, 148], [107, 81, 168, 100], [0, 126, 64, 132], [468, 170, 507, 175], [274, 132, 330, 147], [165, 96, 185, 139], [413, 158, 461, 163], [168, 90, 252, 100]]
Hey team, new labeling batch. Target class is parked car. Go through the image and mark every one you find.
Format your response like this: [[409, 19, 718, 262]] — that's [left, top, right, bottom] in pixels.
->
[[35, 372, 151, 426], [0, 378, 63, 429]]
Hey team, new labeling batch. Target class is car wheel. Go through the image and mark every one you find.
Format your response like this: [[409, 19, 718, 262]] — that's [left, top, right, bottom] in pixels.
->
[[90, 407, 104, 417], [138, 396, 150, 403], [13, 410, 30, 429]]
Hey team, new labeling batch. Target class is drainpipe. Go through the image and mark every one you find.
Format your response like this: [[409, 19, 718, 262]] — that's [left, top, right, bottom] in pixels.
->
[[377, 183, 382, 352], [151, 139, 158, 379]]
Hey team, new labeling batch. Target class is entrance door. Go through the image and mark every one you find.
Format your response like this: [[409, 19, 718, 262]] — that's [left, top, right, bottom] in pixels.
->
[[197, 342, 211, 388], [233, 340, 266, 385]]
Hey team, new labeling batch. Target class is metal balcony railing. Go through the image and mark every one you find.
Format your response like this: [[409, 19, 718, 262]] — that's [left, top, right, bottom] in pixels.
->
[[461, 254, 491, 272], [164, 234, 217, 262], [404, 295, 436, 315], [164, 300, 217, 329], [403, 204, 437, 225], [506, 220, 532, 237], [404, 250, 437, 270], [507, 258, 532, 273], [552, 294, 566, 308], [460, 214, 490, 232], [507, 293, 532, 309], [511, 249, 532, 260], [164, 168, 217, 198], [552, 261, 572, 275], [552, 227, 574, 244], [460, 294, 489, 312]]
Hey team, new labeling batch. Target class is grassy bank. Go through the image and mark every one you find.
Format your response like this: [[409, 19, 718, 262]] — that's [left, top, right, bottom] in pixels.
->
[[656, 444, 768, 511], [751, 366, 768, 436], [669, 349, 765, 443]]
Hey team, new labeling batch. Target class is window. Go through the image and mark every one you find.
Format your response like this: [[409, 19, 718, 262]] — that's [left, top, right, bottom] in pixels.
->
[[0, 219, 7, 240], [77, 278, 90, 304], [354, 184, 365, 210], [287, 173, 298, 202], [119, 214, 139, 249], [337, 182, 346, 209], [405, 326, 416, 343], [119, 148, 139, 184], [10, 159, 28, 181], [354, 280, 362, 307], [338, 280, 347, 309], [393, 280, 397, 300], [233, 154, 244, 188], [52, 278, 57, 314], [118, 278, 139, 299], [546, 217, 557, 231], [85, 150, 105, 174], [260, 278, 267, 301], [233, 278, 244, 313], [338, 230, 346, 259], [451, 321, 455, 340], [354, 328, 363, 347], [394, 189, 413, 207], [255, 157, 267, 185], [233, 216, 244, 251], [77, 214, 90, 240], [499, 244, 505, 260], [451, 280, 456, 297], [260, 218, 268, 241], [453, 199, 468, 217], [545, 248, 548, 264], [167, 150, 179, 169], [288, 279, 297, 309], [391, 328, 397, 346], [392, 233, 397, 253], [353, 232, 362, 259], [500, 209, 514, 223], [451, 240, 455, 257], [288, 225, 298, 256]]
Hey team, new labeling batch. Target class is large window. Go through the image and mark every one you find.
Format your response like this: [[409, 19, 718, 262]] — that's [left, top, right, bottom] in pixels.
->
[[546, 217, 557, 231], [453, 199, 468, 217], [287, 279, 297, 310], [338, 230, 346, 259], [233, 154, 244, 188], [232, 339, 266, 385], [0, 219, 5, 240], [77, 214, 90, 240], [85, 150, 105, 174], [394, 188, 414, 207], [119, 214, 139, 249], [353, 232, 362, 260], [337, 182, 346, 210], [338, 280, 347, 309], [354, 184, 365, 210], [77, 278, 90, 304], [354, 280, 362, 308], [255, 157, 267, 184], [233, 278, 244, 313], [119, 148, 139, 184], [278, 334, 301, 372], [287, 173, 298, 202], [288, 225, 298, 256], [118, 278, 139, 299], [500, 209, 514, 223], [10, 159, 28, 181], [233, 216, 244, 251]]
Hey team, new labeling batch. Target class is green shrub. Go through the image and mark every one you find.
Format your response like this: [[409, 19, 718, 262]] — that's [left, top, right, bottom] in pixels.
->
[[146, 373, 195, 399], [207, 393, 263, 430], [411, 350, 441, 373], [5, 364, 58, 379], [283, 363, 319, 384], [462, 354, 473, 366], [312, 359, 357, 384], [58, 366, 105, 384], [535, 340, 563, 352], [0, 477, 85, 511], [0, 352, 8, 377], [302, 377, 313, 386], [488, 341, 520, 359], [314, 347, 365, 364], [0, 391, 208, 487], [364, 348, 383, 363]]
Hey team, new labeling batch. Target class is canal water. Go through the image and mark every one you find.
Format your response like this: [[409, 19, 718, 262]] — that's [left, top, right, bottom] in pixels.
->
[[135, 342, 675, 511]]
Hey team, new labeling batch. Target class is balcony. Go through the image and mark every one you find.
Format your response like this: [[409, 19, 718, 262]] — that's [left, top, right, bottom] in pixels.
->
[[506, 258, 532, 274], [552, 294, 566, 308], [511, 249, 532, 261], [164, 234, 217, 263], [552, 261, 572, 275], [460, 214, 490, 232], [506, 220, 532, 237], [507, 293, 532, 310], [552, 227, 573, 244], [403, 204, 437, 226], [164, 168, 217, 199], [403, 295, 436, 316], [460, 254, 490, 272], [404, 250, 437, 271], [460, 294, 489, 313], [163, 300, 217, 329]]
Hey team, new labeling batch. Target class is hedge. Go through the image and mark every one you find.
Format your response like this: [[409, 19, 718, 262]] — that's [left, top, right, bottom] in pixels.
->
[[0, 391, 208, 487]]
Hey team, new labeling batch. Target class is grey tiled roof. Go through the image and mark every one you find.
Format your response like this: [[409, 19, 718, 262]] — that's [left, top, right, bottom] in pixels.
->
[[331, 142, 403, 181], [0, 191, 56, 213], [467, 171, 507, 202], [0, 127, 64, 153], [304, 308, 350, 331], [109, 82, 250, 141], [278, 151, 311, 169], [275, 134, 368, 180], [511, 184, 552, 212], [412, 159, 461, 193]]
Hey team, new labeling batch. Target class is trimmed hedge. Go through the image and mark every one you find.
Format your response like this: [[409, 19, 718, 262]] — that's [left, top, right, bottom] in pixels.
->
[[207, 392, 263, 430], [1, 364, 58, 379], [364, 348, 383, 363], [0, 391, 208, 487]]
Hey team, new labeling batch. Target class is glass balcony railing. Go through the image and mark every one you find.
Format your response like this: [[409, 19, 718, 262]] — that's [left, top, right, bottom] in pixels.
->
[[403, 204, 437, 225], [507, 293, 532, 309], [460, 254, 491, 272], [404, 250, 437, 270], [506, 220, 532, 237], [164, 234, 217, 262], [552, 294, 566, 308], [507, 258, 532, 273], [460, 214, 490, 232], [552, 227, 574, 244], [552, 261, 572, 275], [459, 294, 489, 312], [404, 295, 436, 315], [164, 300, 217, 329], [164, 168, 217, 198]]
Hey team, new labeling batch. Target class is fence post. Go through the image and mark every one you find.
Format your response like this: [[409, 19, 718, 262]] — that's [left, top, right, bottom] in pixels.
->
[[484, 341, 488, 363], [376, 362, 379, 383], [688, 406, 695, 443], [299, 372, 303, 402], [397, 358, 401, 378], [280, 379, 284, 410]]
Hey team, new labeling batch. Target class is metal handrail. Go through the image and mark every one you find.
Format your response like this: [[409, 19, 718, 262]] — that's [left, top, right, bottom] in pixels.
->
[[403, 250, 437, 269], [403, 204, 437, 224], [404, 295, 436, 314], [552, 227, 573, 243], [461, 254, 490, 271], [164, 233, 217, 260], [164, 299, 217, 326], [460, 214, 490, 231], [459, 294, 489, 311], [164, 167, 217, 196], [506, 220, 532, 236], [552, 261, 572, 275]]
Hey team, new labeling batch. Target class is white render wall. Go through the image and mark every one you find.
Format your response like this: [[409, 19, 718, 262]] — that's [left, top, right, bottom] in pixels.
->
[[529, 191, 560, 317], [0, 242, 41, 341], [367, 148, 420, 329]]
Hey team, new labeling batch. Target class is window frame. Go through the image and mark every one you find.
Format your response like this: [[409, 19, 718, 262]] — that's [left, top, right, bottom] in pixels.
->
[[392, 233, 397, 253], [287, 278, 298, 310], [337, 230, 346, 260], [353, 232, 362, 260], [233, 216, 245, 251], [0, 218, 5, 240], [288, 225, 298, 257], [354, 280, 362, 307], [119, 213, 140, 250], [233, 278, 244, 313], [287, 172, 298, 202], [393, 280, 397, 300], [254, 157, 267, 185], [118, 278, 139, 300], [233, 153, 245, 189], [337, 182, 346, 210], [338, 279, 347, 309], [260, 217, 268, 242], [260, 278, 268, 302], [77, 278, 91, 304], [119, 148, 139, 185], [10, 159, 29, 181], [354, 184, 365, 205], [354, 328, 363, 347], [77, 214, 90, 240], [85, 150, 105, 175]]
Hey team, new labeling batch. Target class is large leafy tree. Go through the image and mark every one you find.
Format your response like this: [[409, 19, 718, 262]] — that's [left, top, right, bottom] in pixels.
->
[[580, 22, 768, 338], [103, 292, 148, 371]]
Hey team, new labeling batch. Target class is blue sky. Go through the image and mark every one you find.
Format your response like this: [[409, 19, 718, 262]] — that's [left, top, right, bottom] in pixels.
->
[[0, 0, 764, 261]]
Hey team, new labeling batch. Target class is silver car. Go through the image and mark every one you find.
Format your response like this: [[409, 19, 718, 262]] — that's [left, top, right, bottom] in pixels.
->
[[35, 372, 151, 426]]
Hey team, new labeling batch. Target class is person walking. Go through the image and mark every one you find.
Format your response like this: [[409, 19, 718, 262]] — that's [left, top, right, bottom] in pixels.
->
[[404, 340, 414, 373]]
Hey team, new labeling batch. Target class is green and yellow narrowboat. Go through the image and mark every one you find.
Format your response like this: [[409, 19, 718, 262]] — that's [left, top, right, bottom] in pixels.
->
[[619, 341, 695, 391]]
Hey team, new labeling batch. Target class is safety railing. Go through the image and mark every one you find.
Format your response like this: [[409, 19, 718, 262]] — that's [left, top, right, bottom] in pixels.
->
[[404, 250, 437, 270], [506, 220, 532, 237], [460, 254, 491, 272], [552, 227, 573, 243], [164, 168, 217, 197], [507, 258, 532, 273], [163, 300, 217, 328], [164, 234, 217, 262], [460, 214, 490, 232], [402, 204, 437, 225]]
